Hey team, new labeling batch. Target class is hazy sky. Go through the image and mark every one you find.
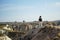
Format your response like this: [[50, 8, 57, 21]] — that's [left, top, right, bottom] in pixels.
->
[[0, 0, 60, 22]]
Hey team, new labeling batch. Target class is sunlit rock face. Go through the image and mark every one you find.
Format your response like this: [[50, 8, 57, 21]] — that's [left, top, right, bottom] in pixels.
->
[[0, 30, 5, 34], [0, 35, 12, 40]]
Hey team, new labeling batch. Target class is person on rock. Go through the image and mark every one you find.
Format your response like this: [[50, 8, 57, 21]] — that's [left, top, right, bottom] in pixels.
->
[[39, 16, 43, 28]]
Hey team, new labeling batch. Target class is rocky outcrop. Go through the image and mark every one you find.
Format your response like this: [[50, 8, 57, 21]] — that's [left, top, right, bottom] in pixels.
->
[[31, 26, 60, 40], [23, 26, 60, 40]]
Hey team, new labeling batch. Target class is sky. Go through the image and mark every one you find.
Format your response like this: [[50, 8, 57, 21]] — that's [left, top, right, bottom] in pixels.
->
[[0, 0, 60, 22]]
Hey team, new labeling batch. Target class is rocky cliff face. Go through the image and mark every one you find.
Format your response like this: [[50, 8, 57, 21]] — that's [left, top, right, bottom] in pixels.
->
[[31, 26, 60, 40], [23, 26, 60, 40]]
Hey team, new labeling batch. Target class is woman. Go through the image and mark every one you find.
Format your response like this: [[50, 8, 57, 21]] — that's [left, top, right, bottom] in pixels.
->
[[39, 16, 43, 28]]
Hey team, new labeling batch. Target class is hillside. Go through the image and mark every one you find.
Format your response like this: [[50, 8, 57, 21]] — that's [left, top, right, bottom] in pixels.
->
[[31, 26, 60, 40], [23, 26, 60, 40]]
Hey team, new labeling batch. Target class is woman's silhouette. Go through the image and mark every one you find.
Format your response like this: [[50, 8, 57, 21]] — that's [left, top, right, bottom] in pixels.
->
[[39, 16, 43, 27]]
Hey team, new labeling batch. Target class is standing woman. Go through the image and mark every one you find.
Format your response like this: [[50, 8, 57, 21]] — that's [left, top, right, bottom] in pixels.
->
[[39, 16, 43, 28]]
